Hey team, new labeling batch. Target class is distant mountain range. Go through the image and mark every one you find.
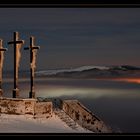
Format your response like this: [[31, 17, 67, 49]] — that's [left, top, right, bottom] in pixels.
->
[[35, 65, 140, 79]]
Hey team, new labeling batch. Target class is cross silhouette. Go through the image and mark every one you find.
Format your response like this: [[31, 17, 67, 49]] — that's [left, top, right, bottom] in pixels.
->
[[0, 39, 7, 96], [8, 32, 24, 98], [24, 36, 40, 98]]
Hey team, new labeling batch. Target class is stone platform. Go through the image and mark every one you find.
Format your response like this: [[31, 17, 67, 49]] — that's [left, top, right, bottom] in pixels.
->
[[0, 97, 112, 133]]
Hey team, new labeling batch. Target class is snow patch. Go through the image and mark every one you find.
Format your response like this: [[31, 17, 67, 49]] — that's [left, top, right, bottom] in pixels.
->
[[0, 113, 91, 133]]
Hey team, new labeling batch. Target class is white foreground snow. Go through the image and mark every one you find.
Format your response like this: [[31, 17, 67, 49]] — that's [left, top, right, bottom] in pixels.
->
[[0, 113, 91, 133]]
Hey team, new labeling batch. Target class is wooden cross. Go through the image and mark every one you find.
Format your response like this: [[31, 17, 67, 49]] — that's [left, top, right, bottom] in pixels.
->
[[0, 39, 7, 96], [8, 32, 24, 98], [24, 36, 40, 98]]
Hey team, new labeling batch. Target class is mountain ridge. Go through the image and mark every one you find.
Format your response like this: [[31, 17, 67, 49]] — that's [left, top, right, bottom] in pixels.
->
[[35, 65, 140, 79]]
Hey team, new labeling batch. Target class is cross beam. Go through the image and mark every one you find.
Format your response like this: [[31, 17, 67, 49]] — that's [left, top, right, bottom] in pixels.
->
[[24, 36, 40, 98], [0, 39, 7, 96], [8, 32, 24, 98]]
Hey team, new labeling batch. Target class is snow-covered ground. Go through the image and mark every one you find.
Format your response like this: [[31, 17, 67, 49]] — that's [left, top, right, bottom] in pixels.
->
[[0, 113, 91, 133]]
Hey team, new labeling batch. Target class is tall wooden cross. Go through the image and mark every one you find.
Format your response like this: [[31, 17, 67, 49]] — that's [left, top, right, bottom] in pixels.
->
[[24, 36, 40, 98], [8, 32, 24, 98], [0, 39, 7, 96]]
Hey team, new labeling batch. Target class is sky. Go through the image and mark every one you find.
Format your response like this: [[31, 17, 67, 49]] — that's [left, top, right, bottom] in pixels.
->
[[0, 8, 140, 71]]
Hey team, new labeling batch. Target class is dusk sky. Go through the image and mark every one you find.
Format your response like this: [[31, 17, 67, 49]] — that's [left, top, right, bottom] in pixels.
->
[[0, 8, 140, 71]]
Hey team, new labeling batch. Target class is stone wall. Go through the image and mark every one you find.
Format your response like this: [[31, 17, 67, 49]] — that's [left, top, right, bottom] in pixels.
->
[[34, 102, 52, 118], [0, 97, 52, 118], [25, 99, 35, 115], [0, 98, 26, 115], [62, 100, 112, 133]]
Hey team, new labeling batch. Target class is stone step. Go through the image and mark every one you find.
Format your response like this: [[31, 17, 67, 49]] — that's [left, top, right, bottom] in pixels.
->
[[55, 109, 79, 130]]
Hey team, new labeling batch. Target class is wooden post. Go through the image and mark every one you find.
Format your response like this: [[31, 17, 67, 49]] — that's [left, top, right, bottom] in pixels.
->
[[8, 32, 24, 98], [24, 36, 40, 98], [0, 39, 7, 96]]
